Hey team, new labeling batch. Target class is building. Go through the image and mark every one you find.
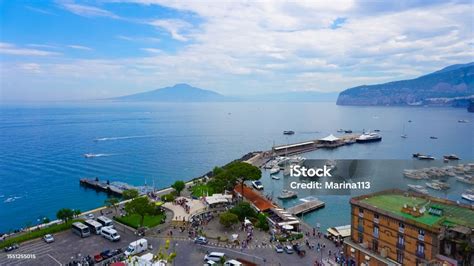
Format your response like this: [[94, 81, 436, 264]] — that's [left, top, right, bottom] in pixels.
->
[[344, 189, 474, 266]]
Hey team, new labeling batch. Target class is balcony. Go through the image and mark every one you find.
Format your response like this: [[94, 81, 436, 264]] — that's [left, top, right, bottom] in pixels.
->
[[398, 227, 405, 234], [373, 217, 379, 224], [396, 242, 405, 249], [418, 234, 425, 241], [358, 212, 364, 218], [416, 250, 425, 259]]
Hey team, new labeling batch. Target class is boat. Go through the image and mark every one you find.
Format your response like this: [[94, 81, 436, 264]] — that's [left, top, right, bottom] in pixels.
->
[[337, 129, 345, 133], [344, 139, 356, 145], [433, 180, 450, 189], [412, 153, 423, 158], [373, 129, 380, 132], [408, 120, 412, 123], [84, 153, 96, 158], [277, 190, 298, 199], [418, 155, 435, 160], [458, 119, 469, 123], [407, 184, 429, 195], [455, 176, 474, 185], [443, 154, 460, 160], [461, 193, 474, 202], [425, 182, 442, 190], [270, 167, 280, 175], [430, 136, 438, 139], [356, 132, 382, 143], [271, 175, 281, 180], [344, 130, 353, 133], [252, 180, 264, 190], [283, 131, 295, 135], [401, 134, 408, 138]]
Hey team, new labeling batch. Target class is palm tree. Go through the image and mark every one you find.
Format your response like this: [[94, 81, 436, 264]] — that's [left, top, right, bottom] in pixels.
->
[[105, 197, 120, 215]]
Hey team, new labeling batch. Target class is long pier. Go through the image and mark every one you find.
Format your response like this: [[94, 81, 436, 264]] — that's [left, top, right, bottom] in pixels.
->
[[79, 178, 125, 196], [287, 199, 325, 215], [272, 134, 360, 157]]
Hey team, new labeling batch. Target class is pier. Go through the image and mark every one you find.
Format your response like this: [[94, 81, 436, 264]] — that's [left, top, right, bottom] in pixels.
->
[[79, 178, 125, 196], [271, 134, 360, 157], [287, 199, 325, 215]]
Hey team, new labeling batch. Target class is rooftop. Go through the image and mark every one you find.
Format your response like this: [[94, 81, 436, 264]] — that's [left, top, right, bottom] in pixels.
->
[[234, 184, 275, 211], [354, 190, 474, 229]]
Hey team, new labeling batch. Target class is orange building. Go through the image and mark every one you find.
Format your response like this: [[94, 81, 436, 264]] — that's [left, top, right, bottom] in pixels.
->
[[344, 190, 473, 266]]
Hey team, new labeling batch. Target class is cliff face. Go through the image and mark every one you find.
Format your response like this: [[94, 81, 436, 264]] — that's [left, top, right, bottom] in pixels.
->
[[337, 63, 474, 107]]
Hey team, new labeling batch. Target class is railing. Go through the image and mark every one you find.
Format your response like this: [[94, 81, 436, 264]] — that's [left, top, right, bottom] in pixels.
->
[[373, 217, 379, 224]]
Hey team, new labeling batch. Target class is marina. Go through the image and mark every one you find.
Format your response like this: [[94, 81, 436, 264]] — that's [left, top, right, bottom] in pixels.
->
[[287, 199, 325, 215]]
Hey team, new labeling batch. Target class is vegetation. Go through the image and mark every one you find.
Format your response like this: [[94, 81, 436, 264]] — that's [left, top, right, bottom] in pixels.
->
[[229, 202, 257, 221], [122, 189, 139, 200], [277, 232, 304, 242], [219, 212, 239, 228], [255, 213, 269, 231], [0, 219, 82, 249], [124, 197, 157, 227], [191, 183, 214, 197], [161, 193, 175, 202], [56, 208, 74, 223], [115, 213, 165, 229], [105, 197, 120, 214], [171, 180, 186, 196], [206, 161, 261, 196]]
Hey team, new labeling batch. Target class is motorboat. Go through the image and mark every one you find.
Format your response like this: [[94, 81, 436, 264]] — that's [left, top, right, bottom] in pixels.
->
[[461, 193, 474, 202], [443, 154, 460, 160], [430, 136, 438, 139], [344, 130, 353, 133], [270, 167, 280, 175], [458, 119, 469, 123], [418, 155, 435, 160], [455, 176, 474, 185], [277, 190, 298, 199], [252, 180, 264, 190], [425, 182, 442, 190], [271, 175, 281, 180], [84, 153, 96, 158], [401, 134, 407, 138], [283, 131, 295, 135], [356, 132, 382, 143], [407, 184, 429, 195]]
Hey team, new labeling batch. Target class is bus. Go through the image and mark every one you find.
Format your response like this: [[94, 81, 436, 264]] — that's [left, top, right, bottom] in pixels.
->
[[96, 216, 113, 228], [84, 219, 103, 235], [72, 222, 91, 238]]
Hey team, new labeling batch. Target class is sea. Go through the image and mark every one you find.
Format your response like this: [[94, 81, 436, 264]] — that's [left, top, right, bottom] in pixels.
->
[[0, 102, 472, 232]]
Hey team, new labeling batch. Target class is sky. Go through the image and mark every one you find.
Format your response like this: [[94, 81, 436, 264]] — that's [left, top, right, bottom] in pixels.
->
[[0, 0, 473, 101]]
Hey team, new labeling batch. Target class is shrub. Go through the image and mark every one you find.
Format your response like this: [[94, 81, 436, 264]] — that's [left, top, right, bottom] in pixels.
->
[[161, 193, 175, 202]]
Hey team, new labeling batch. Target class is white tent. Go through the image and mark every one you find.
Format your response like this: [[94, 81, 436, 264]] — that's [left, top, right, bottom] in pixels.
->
[[319, 134, 340, 142]]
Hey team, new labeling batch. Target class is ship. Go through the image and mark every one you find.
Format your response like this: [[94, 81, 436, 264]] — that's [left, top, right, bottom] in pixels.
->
[[407, 184, 429, 195], [461, 193, 474, 202], [356, 132, 382, 143], [283, 130, 295, 135], [277, 190, 298, 199], [455, 176, 474, 185], [443, 154, 460, 160]]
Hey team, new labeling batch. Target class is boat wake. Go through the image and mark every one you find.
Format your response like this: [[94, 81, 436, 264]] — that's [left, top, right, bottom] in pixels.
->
[[94, 135, 157, 142], [83, 153, 115, 158], [3, 196, 22, 203]]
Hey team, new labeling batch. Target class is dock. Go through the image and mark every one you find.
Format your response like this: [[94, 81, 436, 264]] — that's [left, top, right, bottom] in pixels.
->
[[271, 134, 361, 157], [287, 199, 325, 215], [80, 178, 125, 196]]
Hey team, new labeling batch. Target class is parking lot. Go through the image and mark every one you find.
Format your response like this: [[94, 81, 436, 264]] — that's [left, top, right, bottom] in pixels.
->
[[0, 222, 141, 266]]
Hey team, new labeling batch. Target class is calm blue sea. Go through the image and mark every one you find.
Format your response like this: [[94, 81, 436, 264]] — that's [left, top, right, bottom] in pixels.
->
[[0, 102, 472, 232]]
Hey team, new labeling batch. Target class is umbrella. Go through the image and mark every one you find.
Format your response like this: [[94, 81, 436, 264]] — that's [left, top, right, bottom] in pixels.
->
[[282, 224, 294, 230]]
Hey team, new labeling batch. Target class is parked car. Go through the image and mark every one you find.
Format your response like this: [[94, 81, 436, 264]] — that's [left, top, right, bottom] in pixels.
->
[[194, 236, 208, 245], [275, 244, 284, 253], [94, 254, 103, 263], [85, 213, 95, 219], [293, 243, 306, 257], [4, 243, 19, 252], [204, 252, 225, 262], [43, 234, 55, 243], [284, 245, 294, 254]]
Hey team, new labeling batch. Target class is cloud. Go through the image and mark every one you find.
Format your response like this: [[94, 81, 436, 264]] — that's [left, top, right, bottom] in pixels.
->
[[0, 42, 61, 56], [141, 48, 162, 53], [68, 45, 93, 51], [148, 19, 191, 41], [117, 35, 161, 43], [59, 3, 119, 18], [25, 6, 55, 15]]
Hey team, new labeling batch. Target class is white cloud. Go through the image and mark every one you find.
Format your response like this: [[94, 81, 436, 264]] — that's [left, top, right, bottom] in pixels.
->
[[141, 48, 162, 53], [0, 43, 61, 56], [59, 3, 119, 18], [148, 19, 191, 41], [68, 45, 93, 51]]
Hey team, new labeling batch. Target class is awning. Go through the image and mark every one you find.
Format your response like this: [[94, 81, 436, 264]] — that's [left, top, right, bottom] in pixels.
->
[[319, 134, 340, 142], [282, 225, 294, 230], [278, 220, 300, 226]]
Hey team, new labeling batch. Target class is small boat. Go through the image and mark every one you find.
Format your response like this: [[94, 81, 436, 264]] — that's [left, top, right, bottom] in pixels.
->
[[408, 184, 429, 195], [430, 136, 438, 139], [356, 132, 382, 143], [277, 190, 298, 199], [283, 131, 295, 135], [373, 129, 380, 132], [425, 182, 442, 190], [337, 129, 345, 133], [344, 130, 353, 133], [412, 153, 423, 158], [270, 167, 280, 175], [344, 139, 356, 145], [271, 175, 281, 180], [458, 119, 469, 123], [443, 154, 460, 160], [408, 120, 412, 123], [455, 176, 474, 185], [84, 153, 96, 158], [401, 134, 407, 138], [418, 155, 435, 160], [461, 193, 474, 202]]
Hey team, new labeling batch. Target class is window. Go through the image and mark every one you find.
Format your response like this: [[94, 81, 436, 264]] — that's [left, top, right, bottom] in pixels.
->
[[418, 229, 425, 235], [359, 207, 364, 213], [397, 250, 404, 263], [374, 213, 379, 223], [373, 225, 379, 238], [372, 239, 378, 252], [399, 222, 405, 233], [397, 234, 405, 249], [358, 232, 363, 243], [417, 242, 425, 257]]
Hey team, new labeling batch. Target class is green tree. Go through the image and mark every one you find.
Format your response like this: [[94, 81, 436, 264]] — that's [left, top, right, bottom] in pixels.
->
[[124, 197, 155, 227], [105, 197, 120, 214], [122, 189, 139, 200], [73, 209, 81, 217], [171, 180, 186, 196], [230, 202, 257, 221], [56, 208, 74, 223], [226, 162, 261, 198], [256, 213, 269, 231], [219, 212, 239, 228]]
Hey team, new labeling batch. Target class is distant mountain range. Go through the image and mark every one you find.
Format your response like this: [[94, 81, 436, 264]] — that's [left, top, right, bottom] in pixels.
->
[[337, 62, 474, 107], [111, 83, 337, 102]]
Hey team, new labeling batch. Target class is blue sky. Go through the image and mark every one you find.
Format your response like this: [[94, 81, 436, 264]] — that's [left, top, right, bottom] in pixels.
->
[[1, 0, 473, 101]]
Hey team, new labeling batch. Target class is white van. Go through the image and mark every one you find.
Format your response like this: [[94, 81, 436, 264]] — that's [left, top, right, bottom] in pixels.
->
[[101, 227, 120, 241], [224, 259, 243, 266], [124, 238, 148, 256], [96, 216, 113, 228], [204, 252, 225, 262]]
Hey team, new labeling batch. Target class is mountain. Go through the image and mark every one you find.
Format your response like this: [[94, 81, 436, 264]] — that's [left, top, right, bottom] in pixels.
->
[[337, 62, 474, 107], [113, 83, 229, 102]]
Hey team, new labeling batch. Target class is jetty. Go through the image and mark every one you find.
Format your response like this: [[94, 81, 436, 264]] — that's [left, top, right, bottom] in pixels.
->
[[80, 178, 125, 196], [271, 134, 360, 157], [287, 199, 325, 215]]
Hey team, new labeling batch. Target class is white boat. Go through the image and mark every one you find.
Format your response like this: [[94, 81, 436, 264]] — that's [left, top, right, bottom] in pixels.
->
[[271, 175, 281, 180], [356, 132, 382, 143], [408, 184, 429, 195], [461, 193, 474, 202], [455, 176, 474, 185], [277, 190, 298, 199], [458, 119, 469, 123], [252, 180, 264, 190], [425, 182, 442, 190], [418, 155, 435, 160], [84, 153, 96, 158], [270, 167, 280, 175]]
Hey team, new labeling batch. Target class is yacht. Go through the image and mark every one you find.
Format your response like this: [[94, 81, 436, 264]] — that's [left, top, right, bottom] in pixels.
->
[[443, 154, 460, 160], [84, 153, 96, 158], [271, 175, 281, 180], [458, 119, 469, 123], [356, 132, 382, 143], [425, 182, 442, 190], [252, 180, 264, 190], [283, 131, 295, 135], [418, 155, 435, 160], [270, 167, 280, 175], [408, 184, 429, 195], [455, 176, 474, 185], [277, 190, 298, 199]]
